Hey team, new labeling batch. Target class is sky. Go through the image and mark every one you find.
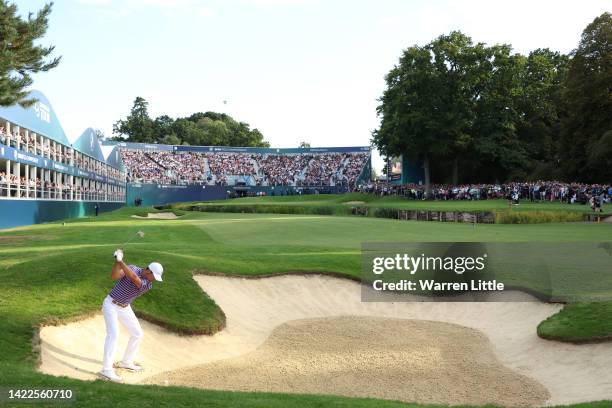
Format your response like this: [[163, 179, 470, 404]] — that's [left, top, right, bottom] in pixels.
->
[[17, 0, 612, 172]]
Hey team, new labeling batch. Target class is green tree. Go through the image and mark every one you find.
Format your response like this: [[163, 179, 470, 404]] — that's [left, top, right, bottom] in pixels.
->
[[114, 103, 269, 146], [0, 2, 60, 107], [469, 44, 528, 182], [560, 12, 612, 182], [514, 49, 568, 180], [171, 118, 204, 146], [427, 31, 488, 184], [152, 115, 175, 141], [299, 141, 311, 148], [112, 97, 155, 142], [372, 44, 446, 196]]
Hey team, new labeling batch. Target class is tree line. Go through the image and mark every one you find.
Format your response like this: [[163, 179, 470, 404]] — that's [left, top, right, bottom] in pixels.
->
[[372, 13, 612, 190], [111, 97, 269, 147]]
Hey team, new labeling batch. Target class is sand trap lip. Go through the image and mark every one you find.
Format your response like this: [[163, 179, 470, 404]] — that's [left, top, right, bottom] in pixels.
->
[[38, 274, 612, 406], [131, 212, 179, 219], [144, 316, 549, 407]]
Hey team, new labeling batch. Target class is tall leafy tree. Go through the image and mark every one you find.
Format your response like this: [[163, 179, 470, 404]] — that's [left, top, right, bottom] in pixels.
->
[[0, 2, 60, 107], [372, 44, 445, 195], [373, 32, 512, 190], [514, 49, 569, 179], [470, 44, 528, 182], [560, 12, 612, 182], [112, 97, 155, 142], [427, 32, 487, 184]]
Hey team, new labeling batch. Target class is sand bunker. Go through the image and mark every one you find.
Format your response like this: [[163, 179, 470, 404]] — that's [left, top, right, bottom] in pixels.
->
[[343, 201, 366, 206], [131, 212, 179, 219], [145, 316, 548, 407], [39, 275, 612, 406]]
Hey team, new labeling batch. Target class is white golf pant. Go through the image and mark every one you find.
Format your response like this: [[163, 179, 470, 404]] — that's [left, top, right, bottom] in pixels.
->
[[101, 295, 143, 371]]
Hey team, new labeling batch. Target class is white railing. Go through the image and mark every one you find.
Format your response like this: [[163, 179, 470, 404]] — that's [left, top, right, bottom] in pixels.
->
[[0, 185, 125, 202]]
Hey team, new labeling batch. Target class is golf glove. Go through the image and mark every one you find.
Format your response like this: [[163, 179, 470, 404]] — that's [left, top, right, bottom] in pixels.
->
[[114, 249, 124, 262]]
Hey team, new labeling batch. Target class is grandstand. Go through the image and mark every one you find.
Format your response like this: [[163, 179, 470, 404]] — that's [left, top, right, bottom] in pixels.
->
[[108, 142, 371, 206], [0, 90, 370, 226], [0, 91, 127, 229], [115, 143, 370, 187]]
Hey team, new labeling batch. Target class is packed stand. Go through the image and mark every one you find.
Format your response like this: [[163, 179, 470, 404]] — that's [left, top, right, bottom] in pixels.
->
[[119, 149, 369, 187]]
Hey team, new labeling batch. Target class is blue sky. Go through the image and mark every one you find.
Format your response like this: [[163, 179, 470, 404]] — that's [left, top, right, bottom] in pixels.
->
[[17, 0, 612, 171]]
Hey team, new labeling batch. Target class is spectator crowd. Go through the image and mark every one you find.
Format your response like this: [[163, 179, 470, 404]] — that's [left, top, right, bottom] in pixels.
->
[[120, 149, 369, 187], [0, 171, 122, 200], [356, 180, 611, 209]]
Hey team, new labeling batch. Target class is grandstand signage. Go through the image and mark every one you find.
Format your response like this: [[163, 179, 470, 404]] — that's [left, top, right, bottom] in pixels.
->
[[104, 141, 370, 155], [33, 101, 51, 123], [16, 151, 40, 165], [0, 144, 125, 187], [113, 142, 174, 152], [0, 90, 71, 146], [53, 162, 69, 172]]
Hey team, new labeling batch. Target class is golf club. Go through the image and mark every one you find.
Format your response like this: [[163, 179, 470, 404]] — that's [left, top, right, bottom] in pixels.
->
[[120, 230, 145, 249]]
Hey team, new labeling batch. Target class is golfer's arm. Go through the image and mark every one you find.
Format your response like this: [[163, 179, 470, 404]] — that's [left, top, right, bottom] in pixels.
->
[[111, 262, 125, 280], [117, 261, 143, 288]]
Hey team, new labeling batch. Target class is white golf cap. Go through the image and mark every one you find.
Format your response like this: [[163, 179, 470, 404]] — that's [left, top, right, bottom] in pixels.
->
[[148, 262, 164, 281]]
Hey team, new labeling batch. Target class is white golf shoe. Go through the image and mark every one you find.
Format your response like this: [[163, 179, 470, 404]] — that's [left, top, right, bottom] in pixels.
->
[[98, 369, 123, 382], [114, 361, 143, 372]]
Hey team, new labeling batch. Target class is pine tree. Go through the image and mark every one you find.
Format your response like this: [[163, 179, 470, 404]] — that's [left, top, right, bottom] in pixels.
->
[[0, 2, 60, 107]]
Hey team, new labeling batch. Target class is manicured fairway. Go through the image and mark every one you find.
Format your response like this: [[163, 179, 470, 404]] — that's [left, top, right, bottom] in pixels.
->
[[0, 207, 610, 407]]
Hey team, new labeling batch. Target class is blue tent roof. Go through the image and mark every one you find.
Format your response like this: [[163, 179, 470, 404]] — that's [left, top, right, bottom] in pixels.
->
[[0, 91, 125, 172], [72, 128, 106, 162], [105, 146, 126, 172], [0, 90, 70, 146]]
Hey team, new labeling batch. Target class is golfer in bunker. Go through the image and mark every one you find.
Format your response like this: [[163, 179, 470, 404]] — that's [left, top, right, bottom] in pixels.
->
[[98, 248, 164, 382]]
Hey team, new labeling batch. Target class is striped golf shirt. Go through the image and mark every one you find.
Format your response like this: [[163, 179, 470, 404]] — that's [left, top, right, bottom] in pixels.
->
[[109, 265, 153, 305]]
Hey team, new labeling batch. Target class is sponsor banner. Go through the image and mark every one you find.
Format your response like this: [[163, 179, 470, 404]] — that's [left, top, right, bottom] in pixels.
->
[[103, 141, 370, 154], [362, 242, 612, 303], [112, 141, 174, 152], [16, 151, 40, 165]]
